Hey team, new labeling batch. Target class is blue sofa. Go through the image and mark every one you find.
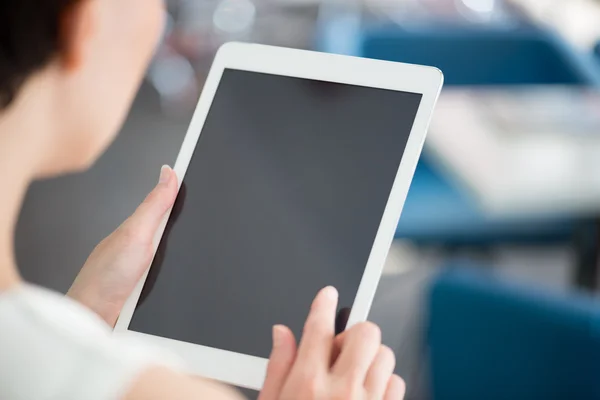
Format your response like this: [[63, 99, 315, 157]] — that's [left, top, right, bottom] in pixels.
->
[[427, 269, 600, 400]]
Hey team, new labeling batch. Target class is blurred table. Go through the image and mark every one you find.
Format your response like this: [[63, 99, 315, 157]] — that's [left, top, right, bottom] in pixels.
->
[[427, 86, 600, 290]]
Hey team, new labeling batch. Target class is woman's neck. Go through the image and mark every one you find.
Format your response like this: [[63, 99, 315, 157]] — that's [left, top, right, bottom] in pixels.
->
[[0, 81, 53, 291], [0, 166, 27, 291], [0, 137, 31, 291]]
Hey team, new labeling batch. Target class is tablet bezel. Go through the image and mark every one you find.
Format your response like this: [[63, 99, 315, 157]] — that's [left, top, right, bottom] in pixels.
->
[[114, 42, 443, 390]]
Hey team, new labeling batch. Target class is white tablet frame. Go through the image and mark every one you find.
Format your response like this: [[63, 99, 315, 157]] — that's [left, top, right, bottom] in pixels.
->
[[114, 42, 443, 390]]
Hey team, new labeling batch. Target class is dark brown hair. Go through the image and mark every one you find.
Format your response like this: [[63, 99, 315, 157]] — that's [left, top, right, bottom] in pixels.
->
[[0, 0, 77, 109]]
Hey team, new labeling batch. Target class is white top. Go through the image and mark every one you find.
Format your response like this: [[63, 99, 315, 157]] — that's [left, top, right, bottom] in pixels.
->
[[0, 284, 181, 400]]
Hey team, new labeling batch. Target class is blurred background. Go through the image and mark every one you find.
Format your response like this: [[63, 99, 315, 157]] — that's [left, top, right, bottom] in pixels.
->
[[16, 0, 600, 399]]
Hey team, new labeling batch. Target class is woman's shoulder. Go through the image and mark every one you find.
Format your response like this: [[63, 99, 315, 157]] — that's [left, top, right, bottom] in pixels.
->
[[0, 284, 181, 400], [1, 284, 113, 337]]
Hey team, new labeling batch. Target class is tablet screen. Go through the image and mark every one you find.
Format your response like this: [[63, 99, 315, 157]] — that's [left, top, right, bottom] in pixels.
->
[[129, 69, 422, 358]]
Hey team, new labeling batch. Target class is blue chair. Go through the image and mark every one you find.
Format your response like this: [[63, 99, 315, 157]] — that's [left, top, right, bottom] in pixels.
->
[[427, 268, 600, 400], [316, 19, 600, 244], [360, 25, 600, 86]]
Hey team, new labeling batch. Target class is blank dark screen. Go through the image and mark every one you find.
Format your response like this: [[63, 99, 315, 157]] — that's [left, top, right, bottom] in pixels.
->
[[129, 69, 422, 358]]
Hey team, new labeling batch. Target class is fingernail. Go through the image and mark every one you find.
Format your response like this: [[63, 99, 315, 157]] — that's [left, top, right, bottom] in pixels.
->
[[159, 165, 170, 184], [272, 325, 285, 348], [322, 286, 338, 301]]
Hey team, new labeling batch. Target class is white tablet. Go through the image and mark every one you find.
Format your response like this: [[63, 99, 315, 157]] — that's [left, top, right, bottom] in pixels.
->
[[115, 42, 443, 390]]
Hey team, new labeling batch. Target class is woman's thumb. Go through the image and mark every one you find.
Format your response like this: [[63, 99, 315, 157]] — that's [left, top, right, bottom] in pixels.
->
[[125, 165, 178, 237]]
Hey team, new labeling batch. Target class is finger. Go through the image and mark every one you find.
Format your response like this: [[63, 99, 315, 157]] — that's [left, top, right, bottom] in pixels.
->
[[383, 375, 406, 400], [365, 346, 396, 399], [259, 325, 297, 400], [332, 322, 382, 381], [294, 286, 338, 371], [330, 329, 348, 366], [124, 165, 178, 239]]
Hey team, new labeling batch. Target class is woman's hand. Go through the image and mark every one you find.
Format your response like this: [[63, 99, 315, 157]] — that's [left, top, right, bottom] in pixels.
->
[[67, 165, 178, 327], [259, 287, 406, 400]]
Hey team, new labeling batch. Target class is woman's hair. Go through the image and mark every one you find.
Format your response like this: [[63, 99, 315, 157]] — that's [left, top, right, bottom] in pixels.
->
[[0, 0, 77, 110]]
